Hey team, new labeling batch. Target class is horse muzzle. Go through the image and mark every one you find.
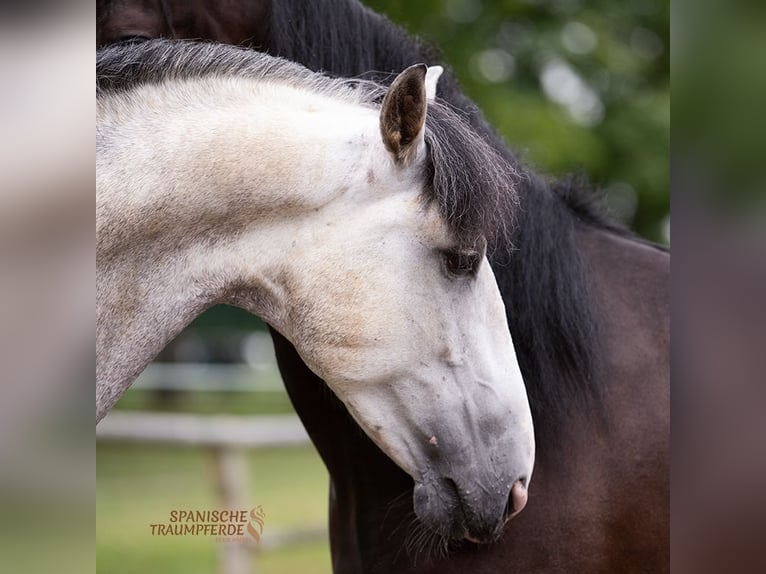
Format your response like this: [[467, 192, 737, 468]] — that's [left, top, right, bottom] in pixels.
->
[[413, 473, 529, 543]]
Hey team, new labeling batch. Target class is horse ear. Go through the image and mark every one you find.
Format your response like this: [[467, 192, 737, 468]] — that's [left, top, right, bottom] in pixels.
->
[[380, 63, 428, 165]]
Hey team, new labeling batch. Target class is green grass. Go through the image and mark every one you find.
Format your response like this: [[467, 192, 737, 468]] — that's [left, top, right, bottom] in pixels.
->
[[97, 443, 332, 574]]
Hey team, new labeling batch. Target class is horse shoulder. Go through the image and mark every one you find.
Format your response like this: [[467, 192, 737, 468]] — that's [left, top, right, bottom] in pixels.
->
[[578, 225, 670, 572]]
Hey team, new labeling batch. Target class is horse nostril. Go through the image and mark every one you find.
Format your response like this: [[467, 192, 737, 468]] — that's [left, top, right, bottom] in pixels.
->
[[440, 477, 462, 508], [505, 479, 528, 521]]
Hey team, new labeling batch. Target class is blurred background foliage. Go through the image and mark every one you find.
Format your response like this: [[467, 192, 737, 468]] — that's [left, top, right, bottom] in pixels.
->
[[674, 0, 766, 219], [366, 0, 670, 243]]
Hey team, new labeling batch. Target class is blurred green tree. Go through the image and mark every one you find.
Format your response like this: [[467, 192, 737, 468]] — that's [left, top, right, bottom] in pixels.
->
[[365, 0, 670, 242]]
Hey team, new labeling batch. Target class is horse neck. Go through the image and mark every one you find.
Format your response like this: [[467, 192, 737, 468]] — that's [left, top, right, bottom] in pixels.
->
[[96, 80, 378, 421]]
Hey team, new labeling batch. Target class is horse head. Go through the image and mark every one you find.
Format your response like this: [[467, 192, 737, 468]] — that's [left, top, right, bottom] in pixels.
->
[[272, 64, 535, 542]]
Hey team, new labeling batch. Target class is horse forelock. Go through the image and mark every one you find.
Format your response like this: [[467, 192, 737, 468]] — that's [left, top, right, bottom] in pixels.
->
[[423, 102, 521, 251]]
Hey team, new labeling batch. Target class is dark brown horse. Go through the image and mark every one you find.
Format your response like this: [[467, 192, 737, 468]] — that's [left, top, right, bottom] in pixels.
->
[[97, 1, 669, 572]]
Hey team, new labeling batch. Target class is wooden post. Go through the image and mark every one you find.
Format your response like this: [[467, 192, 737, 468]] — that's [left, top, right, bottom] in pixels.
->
[[211, 446, 252, 574]]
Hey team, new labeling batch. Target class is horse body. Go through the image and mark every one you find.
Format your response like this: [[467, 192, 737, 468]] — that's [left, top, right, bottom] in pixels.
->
[[97, 1, 669, 571], [97, 40, 536, 542]]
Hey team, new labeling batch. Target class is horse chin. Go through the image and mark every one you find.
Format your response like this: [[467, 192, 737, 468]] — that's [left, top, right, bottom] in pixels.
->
[[412, 478, 506, 544]]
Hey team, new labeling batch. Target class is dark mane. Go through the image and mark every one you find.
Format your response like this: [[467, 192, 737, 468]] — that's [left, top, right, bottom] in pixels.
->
[[423, 105, 520, 248], [269, 0, 631, 454], [96, 39, 371, 97], [97, 38, 519, 251]]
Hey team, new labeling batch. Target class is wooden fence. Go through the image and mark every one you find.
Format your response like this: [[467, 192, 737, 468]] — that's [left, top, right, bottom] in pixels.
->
[[97, 411, 324, 574]]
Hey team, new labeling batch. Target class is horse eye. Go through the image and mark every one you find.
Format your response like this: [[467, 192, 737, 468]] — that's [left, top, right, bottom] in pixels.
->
[[442, 250, 481, 278]]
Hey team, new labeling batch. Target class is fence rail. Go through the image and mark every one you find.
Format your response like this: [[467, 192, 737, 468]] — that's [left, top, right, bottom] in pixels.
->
[[131, 362, 284, 392], [96, 411, 311, 447]]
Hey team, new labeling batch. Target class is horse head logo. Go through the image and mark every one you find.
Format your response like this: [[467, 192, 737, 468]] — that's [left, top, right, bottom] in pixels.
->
[[246, 506, 266, 543]]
